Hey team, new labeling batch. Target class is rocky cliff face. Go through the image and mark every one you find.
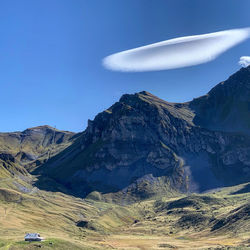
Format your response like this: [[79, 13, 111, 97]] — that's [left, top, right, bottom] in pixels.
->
[[190, 66, 250, 134], [34, 67, 250, 200]]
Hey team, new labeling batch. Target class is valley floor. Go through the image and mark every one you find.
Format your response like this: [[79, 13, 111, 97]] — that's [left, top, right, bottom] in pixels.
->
[[0, 180, 249, 250], [0, 229, 249, 249]]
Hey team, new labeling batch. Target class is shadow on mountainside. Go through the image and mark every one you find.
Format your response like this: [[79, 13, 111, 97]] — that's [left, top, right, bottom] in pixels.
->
[[33, 66, 250, 200], [33, 157, 184, 199], [33, 149, 230, 200]]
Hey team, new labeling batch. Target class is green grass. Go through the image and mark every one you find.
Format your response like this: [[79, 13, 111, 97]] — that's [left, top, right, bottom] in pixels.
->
[[0, 238, 97, 250]]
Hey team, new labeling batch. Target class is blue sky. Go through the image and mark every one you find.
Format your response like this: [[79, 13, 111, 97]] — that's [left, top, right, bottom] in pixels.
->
[[0, 0, 249, 132]]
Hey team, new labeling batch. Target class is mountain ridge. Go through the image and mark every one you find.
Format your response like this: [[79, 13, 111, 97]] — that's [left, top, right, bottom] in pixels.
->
[[190, 65, 250, 134], [0, 125, 77, 181], [31, 66, 250, 202]]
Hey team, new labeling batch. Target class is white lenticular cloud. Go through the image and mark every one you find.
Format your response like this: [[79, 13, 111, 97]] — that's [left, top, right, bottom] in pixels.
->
[[239, 56, 250, 67], [103, 28, 250, 72]]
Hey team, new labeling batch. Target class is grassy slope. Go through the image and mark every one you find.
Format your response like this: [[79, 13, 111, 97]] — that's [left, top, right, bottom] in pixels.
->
[[0, 126, 77, 175], [0, 126, 73, 154], [0, 180, 249, 249]]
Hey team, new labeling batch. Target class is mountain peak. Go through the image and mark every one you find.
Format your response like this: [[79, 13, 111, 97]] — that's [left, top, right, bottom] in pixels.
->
[[225, 65, 250, 85], [25, 125, 56, 131], [24, 125, 74, 135], [190, 66, 250, 134], [119, 90, 172, 107], [119, 91, 153, 102], [138, 90, 153, 96]]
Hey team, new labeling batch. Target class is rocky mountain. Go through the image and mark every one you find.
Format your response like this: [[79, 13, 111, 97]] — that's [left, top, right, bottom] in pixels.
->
[[0, 125, 76, 178], [191, 66, 250, 134], [33, 66, 250, 201]]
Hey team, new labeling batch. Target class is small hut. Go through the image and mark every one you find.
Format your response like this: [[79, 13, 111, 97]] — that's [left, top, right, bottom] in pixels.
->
[[24, 233, 44, 241]]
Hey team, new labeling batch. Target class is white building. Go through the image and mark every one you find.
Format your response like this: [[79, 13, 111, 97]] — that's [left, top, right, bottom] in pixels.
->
[[24, 233, 44, 241]]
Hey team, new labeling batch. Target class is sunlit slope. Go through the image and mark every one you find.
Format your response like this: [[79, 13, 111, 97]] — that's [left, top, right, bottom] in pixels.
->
[[0, 182, 249, 249], [0, 126, 79, 192], [0, 125, 76, 169]]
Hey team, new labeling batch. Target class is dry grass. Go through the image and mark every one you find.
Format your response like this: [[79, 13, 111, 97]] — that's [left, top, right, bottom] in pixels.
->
[[0, 182, 249, 249]]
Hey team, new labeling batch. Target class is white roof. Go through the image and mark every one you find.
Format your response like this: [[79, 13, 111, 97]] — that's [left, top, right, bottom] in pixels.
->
[[25, 233, 41, 238]]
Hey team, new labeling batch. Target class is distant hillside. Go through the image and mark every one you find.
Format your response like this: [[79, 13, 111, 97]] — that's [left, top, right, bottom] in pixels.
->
[[0, 126, 76, 179], [34, 66, 250, 201]]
